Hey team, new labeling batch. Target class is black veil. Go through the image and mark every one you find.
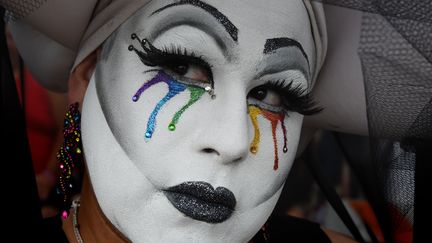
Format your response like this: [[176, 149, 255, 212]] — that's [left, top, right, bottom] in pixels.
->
[[310, 1, 432, 242]]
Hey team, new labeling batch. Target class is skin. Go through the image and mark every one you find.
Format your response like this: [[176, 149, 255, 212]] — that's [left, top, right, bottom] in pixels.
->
[[74, 0, 316, 242]]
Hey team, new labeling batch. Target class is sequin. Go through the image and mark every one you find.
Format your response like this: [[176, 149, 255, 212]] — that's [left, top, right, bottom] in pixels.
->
[[62, 210, 68, 220], [168, 124, 176, 131]]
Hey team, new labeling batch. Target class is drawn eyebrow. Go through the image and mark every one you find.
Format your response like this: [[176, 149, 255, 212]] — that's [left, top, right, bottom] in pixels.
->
[[264, 38, 309, 64], [151, 0, 238, 42]]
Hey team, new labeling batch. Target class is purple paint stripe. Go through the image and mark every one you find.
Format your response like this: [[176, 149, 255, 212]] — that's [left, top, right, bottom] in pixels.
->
[[133, 72, 171, 102]]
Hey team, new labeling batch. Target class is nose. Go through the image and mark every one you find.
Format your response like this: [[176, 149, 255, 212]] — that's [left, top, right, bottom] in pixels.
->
[[195, 85, 250, 165]]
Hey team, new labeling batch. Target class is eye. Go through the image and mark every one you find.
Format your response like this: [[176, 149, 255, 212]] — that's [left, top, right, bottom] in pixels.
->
[[165, 61, 211, 83], [248, 86, 283, 107], [248, 80, 323, 115]]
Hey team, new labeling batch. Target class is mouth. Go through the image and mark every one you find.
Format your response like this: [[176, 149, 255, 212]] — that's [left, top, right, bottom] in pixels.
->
[[163, 181, 236, 224]]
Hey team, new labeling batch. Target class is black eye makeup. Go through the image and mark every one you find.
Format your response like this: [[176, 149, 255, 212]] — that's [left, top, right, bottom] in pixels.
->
[[128, 33, 215, 96], [248, 80, 322, 116]]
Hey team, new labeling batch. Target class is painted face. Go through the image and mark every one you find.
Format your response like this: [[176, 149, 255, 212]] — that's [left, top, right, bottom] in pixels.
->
[[81, 0, 317, 242]]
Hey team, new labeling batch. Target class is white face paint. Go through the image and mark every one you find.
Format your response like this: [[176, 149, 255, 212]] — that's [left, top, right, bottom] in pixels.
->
[[81, 0, 315, 242]]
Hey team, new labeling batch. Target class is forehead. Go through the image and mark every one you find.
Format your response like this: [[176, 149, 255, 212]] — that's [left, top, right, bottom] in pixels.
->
[[208, 0, 311, 37], [131, 0, 313, 51], [208, 0, 313, 63]]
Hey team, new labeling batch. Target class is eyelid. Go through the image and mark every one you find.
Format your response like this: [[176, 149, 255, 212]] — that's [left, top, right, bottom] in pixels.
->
[[256, 49, 311, 86], [147, 8, 234, 60]]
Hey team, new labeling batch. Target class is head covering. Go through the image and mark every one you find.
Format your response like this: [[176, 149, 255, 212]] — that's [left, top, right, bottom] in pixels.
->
[[4, 0, 152, 91], [3, 0, 327, 92], [303, 1, 327, 88]]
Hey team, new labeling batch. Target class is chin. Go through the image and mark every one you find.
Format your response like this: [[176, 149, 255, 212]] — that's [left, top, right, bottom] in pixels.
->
[[118, 190, 279, 243]]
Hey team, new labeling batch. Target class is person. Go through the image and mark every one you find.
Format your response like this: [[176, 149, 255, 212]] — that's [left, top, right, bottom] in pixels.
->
[[62, 2, 333, 242], [2, 0, 430, 242]]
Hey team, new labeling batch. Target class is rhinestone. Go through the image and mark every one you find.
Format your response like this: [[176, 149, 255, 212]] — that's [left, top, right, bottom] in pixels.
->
[[168, 124, 176, 131]]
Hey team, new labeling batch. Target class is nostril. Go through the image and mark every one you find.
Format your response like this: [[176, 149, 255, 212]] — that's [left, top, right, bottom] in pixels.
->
[[202, 148, 220, 156]]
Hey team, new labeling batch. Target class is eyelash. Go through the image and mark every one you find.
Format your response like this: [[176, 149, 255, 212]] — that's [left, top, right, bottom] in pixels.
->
[[129, 35, 321, 116], [128, 36, 213, 82], [262, 80, 323, 116]]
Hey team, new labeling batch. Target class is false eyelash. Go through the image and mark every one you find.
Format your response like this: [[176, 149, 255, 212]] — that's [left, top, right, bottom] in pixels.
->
[[128, 35, 213, 81], [264, 80, 323, 115]]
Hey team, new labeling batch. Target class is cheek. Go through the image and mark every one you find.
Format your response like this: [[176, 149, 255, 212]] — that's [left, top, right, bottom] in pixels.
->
[[95, 58, 208, 186], [95, 50, 163, 168]]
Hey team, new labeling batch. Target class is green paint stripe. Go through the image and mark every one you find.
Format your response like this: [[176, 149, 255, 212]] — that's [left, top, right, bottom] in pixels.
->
[[169, 86, 205, 129]]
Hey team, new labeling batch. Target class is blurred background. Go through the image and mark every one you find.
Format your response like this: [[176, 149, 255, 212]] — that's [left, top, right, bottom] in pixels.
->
[[274, 130, 413, 243], [6, 26, 67, 218]]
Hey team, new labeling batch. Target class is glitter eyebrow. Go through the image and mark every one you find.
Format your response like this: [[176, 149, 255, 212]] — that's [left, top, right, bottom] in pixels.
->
[[264, 37, 309, 64], [151, 0, 238, 42]]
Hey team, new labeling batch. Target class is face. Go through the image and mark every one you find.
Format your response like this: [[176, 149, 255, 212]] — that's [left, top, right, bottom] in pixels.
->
[[81, 0, 315, 242]]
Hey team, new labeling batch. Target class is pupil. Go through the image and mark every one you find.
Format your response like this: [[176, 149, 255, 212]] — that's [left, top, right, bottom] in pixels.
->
[[254, 88, 267, 100], [172, 63, 188, 75]]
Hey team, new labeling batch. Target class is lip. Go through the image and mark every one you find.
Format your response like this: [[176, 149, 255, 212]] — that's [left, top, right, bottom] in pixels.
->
[[163, 181, 236, 224]]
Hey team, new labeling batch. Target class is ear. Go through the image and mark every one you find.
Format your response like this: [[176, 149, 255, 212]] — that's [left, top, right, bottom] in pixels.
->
[[68, 50, 99, 105]]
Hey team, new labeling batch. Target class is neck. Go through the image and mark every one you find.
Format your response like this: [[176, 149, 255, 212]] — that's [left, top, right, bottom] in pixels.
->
[[63, 172, 130, 243]]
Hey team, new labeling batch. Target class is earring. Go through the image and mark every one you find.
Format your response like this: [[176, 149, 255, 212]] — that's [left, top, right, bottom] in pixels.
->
[[57, 103, 84, 219]]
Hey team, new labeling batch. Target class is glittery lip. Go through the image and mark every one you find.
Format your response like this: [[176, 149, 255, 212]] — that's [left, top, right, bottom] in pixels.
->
[[163, 181, 236, 224]]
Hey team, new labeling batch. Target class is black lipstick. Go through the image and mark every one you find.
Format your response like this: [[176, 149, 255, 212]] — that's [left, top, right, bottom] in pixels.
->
[[163, 181, 236, 223]]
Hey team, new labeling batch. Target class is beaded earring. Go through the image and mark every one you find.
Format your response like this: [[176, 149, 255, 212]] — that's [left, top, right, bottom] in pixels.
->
[[57, 103, 84, 219]]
